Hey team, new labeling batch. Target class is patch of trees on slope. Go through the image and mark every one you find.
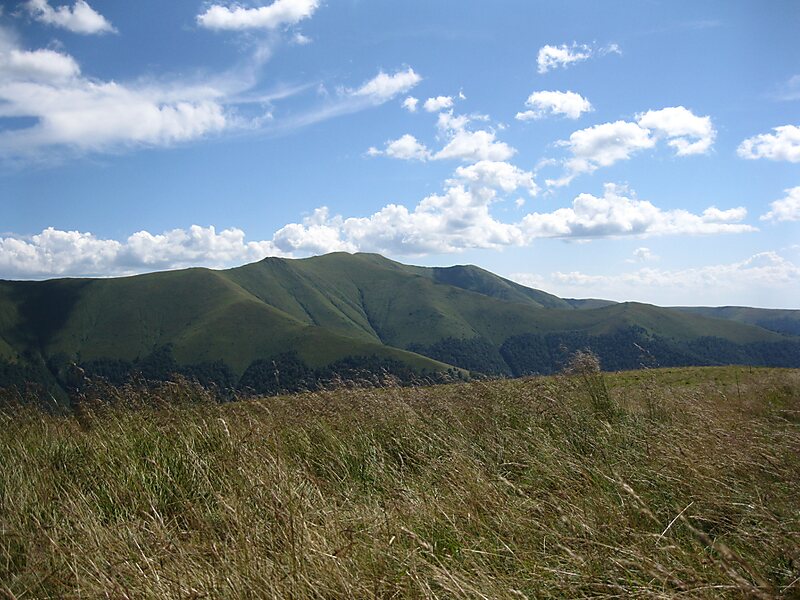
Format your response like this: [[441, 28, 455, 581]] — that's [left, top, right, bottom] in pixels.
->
[[2, 325, 798, 407]]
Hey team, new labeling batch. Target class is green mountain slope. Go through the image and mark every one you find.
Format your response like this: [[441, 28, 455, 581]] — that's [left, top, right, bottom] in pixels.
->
[[0, 267, 450, 377], [567, 301, 800, 337], [565, 298, 619, 310], [673, 306, 800, 337], [231, 254, 780, 348], [423, 263, 571, 308], [0, 252, 797, 399]]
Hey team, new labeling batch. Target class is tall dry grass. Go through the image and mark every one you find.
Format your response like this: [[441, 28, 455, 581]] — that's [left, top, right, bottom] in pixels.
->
[[1, 366, 798, 598]]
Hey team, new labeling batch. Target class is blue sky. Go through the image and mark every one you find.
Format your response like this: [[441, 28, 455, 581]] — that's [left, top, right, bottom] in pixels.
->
[[1, 0, 798, 307]]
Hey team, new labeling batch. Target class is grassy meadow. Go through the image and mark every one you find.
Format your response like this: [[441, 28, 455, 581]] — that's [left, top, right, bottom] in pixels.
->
[[1, 365, 799, 598]]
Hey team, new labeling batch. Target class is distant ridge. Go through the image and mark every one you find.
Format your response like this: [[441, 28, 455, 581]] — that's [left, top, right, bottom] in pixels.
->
[[672, 306, 800, 337]]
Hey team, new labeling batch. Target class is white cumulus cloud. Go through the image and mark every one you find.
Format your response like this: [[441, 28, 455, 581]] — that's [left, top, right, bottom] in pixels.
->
[[521, 183, 753, 239], [511, 252, 799, 307], [0, 76, 229, 156], [737, 125, 800, 163], [0, 226, 283, 279], [371, 111, 515, 163], [402, 96, 419, 112], [760, 186, 800, 222], [423, 95, 454, 112], [548, 120, 655, 186], [23, 0, 116, 35], [197, 0, 319, 31], [11, 3, 416, 157], [435, 129, 515, 162], [0, 179, 757, 278], [516, 90, 592, 121], [637, 106, 715, 156], [0, 27, 422, 159], [271, 185, 525, 256], [629, 247, 658, 263], [547, 107, 715, 187], [451, 161, 538, 196], [0, 27, 248, 158], [263, 180, 753, 259], [0, 46, 80, 81], [376, 134, 430, 161], [217, 162, 540, 258]]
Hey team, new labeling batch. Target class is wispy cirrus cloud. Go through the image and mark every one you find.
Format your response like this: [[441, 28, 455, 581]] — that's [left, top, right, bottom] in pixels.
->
[[0, 8, 420, 162], [536, 42, 620, 74], [772, 74, 800, 101], [277, 67, 422, 131], [349, 68, 422, 102]]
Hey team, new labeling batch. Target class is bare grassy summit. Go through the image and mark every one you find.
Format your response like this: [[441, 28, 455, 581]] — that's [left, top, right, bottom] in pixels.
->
[[2, 366, 799, 598]]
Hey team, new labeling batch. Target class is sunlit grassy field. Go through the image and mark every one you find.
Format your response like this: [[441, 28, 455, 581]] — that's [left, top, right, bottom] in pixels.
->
[[1, 365, 798, 598]]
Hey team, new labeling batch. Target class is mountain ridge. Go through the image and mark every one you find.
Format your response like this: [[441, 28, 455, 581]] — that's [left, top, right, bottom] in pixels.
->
[[1, 252, 798, 401]]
